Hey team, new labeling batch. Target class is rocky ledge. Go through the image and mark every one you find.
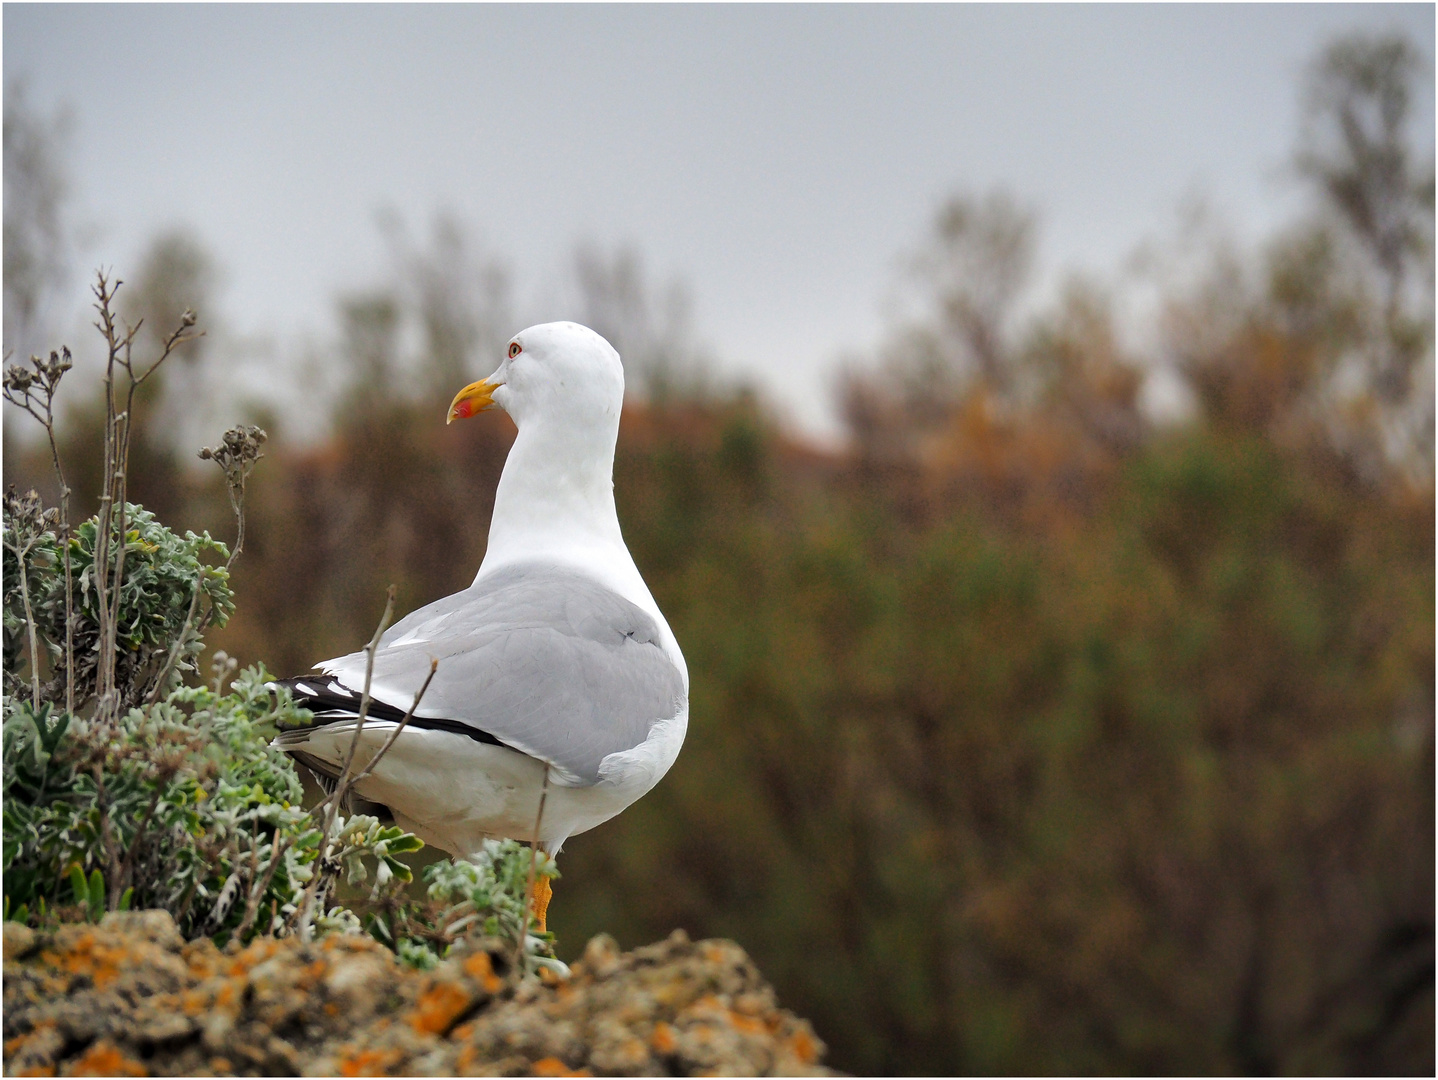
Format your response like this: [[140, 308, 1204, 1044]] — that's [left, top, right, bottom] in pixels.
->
[[2, 912, 831, 1077]]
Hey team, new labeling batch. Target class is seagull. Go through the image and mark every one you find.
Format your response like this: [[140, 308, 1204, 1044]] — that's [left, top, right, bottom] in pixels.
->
[[271, 322, 689, 914]]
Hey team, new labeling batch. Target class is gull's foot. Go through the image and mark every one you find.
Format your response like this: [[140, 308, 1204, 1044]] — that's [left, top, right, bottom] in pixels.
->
[[531, 873, 553, 934]]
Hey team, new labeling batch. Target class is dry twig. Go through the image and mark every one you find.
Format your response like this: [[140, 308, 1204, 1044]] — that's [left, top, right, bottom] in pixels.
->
[[294, 587, 438, 941], [89, 271, 201, 719], [3, 349, 75, 711]]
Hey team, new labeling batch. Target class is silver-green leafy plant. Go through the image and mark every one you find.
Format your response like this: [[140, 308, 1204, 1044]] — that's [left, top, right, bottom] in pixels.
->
[[1, 489, 61, 707], [5, 663, 308, 940], [0, 275, 385, 940], [3, 499, 234, 711], [2, 348, 76, 714], [365, 840, 566, 976], [3, 270, 561, 971]]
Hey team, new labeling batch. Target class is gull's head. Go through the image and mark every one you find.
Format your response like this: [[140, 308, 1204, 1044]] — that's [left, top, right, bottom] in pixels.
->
[[447, 322, 624, 430]]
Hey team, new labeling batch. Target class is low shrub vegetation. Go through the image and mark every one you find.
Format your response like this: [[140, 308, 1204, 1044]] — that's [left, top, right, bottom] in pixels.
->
[[2, 273, 559, 972]]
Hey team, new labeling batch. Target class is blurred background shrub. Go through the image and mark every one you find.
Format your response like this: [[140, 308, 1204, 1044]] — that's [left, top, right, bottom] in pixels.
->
[[4, 28, 1431, 1077]]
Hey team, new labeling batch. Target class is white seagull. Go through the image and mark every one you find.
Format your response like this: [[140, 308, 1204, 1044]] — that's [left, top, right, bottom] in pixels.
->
[[271, 322, 689, 892]]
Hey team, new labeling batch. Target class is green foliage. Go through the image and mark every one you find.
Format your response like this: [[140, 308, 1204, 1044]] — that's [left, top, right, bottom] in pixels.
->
[[332, 813, 423, 888], [1, 488, 61, 700], [2, 300, 561, 969], [1, 283, 437, 950], [4, 665, 312, 943], [3, 500, 233, 708], [365, 839, 564, 977], [67, 865, 121, 922], [1, 650, 479, 948], [555, 420, 1432, 1076]]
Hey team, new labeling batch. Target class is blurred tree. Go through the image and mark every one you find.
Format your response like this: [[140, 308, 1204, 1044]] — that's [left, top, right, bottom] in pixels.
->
[[336, 291, 402, 412], [553, 418, 1433, 1076], [844, 197, 1146, 533], [122, 230, 216, 368], [126, 230, 220, 462], [888, 189, 1038, 408], [1299, 33, 1433, 367], [2, 82, 75, 361], [573, 242, 709, 402], [1020, 278, 1145, 450], [921, 190, 1037, 395], [1149, 30, 1434, 487], [1295, 30, 1435, 474], [377, 209, 513, 404], [841, 189, 1144, 488], [53, 231, 215, 524]]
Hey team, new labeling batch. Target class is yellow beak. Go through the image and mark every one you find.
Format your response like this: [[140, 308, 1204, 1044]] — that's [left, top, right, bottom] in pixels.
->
[[447, 378, 499, 424]]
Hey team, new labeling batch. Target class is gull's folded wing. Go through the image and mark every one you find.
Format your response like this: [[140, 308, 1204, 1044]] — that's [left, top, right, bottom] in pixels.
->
[[296, 563, 686, 786]]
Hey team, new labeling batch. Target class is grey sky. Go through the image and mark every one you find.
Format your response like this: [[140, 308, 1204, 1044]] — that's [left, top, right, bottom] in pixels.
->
[[5, 3, 1434, 438]]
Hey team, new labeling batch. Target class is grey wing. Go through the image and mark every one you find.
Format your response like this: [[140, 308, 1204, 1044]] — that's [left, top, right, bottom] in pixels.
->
[[319, 564, 686, 785]]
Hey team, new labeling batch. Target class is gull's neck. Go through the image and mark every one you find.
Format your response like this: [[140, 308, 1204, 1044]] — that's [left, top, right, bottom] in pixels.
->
[[478, 415, 627, 575], [475, 408, 689, 688]]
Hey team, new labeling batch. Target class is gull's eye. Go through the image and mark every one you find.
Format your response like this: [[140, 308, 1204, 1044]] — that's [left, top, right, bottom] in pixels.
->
[[508, 342, 522, 359]]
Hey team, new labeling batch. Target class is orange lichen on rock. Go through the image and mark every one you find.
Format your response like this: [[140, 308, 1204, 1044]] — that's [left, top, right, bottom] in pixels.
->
[[338, 1046, 402, 1076], [407, 980, 472, 1035], [728, 1010, 768, 1036], [787, 1027, 820, 1065], [5, 912, 832, 1077], [650, 1020, 678, 1054], [529, 1056, 591, 1077], [453, 1043, 482, 1073], [67, 1039, 147, 1076], [463, 949, 504, 994], [5, 1024, 56, 1063], [47, 930, 130, 990]]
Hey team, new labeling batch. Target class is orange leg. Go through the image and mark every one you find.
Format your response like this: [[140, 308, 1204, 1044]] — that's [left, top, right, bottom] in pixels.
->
[[531, 873, 553, 934]]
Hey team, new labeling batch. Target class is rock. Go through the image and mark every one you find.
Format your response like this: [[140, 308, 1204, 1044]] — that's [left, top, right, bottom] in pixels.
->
[[2, 912, 836, 1076], [2, 921, 38, 961], [324, 950, 392, 1015], [100, 909, 184, 951], [581, 933, 623, 980], [135, 1012, 197, 1043]]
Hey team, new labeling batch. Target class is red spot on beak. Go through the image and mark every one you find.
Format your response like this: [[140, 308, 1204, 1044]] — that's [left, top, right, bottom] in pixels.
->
[[447, 377, 498, 424]]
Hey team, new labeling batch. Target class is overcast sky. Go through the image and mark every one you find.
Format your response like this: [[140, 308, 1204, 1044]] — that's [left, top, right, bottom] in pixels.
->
[[5, 3, 1434, 439]]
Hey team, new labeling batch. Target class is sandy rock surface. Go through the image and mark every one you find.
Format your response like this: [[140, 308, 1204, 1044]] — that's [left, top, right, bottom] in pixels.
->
[[2, 912, 831, 1077]]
